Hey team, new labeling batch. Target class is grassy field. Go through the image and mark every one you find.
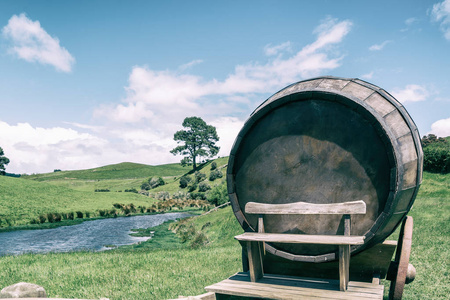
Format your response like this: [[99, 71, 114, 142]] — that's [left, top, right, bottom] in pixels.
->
[[0, 175, 159, 227], [23, 162, 191, 181], [0, 164, 447, 299], [0, 158, 228, 227]]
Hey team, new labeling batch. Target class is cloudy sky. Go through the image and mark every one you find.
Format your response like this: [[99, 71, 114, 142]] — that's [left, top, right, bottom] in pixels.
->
[[1, 0, 450, 174]]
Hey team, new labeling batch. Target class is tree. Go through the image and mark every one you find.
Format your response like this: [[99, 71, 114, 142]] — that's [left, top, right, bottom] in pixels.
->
[[0, 147, 10, 175], [170, 117, 220, 170]]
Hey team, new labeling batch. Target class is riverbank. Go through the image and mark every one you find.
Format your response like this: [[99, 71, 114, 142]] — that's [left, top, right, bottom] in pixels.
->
[[0, 207, 203, 233]]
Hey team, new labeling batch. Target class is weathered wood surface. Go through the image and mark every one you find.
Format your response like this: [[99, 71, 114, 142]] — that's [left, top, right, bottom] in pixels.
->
[[235, 232, 365, 245], [245, 200, 367, 215], [205, 272, 384, 300], [168, 292, 216, 300], [227, 76, 423, 262], [260, 240, 397, 281]]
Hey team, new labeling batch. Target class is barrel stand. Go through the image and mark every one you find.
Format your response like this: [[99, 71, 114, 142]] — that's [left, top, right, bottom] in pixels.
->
[[205, 214, 415, 300]]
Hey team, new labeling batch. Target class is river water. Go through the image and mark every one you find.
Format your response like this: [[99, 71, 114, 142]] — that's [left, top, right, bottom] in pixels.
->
[[0, 212, 191, 256]]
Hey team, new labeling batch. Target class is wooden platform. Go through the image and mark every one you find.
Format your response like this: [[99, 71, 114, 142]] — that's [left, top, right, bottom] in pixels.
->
[[205, 272, 384, 300]]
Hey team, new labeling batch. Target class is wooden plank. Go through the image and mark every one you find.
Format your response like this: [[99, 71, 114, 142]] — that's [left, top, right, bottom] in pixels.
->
[[245, 200, 366, 215], [339, 245, 350, 291], [205, 272, 383, 300], [235, 233, 365, 245], [247, 241, 263, 282]]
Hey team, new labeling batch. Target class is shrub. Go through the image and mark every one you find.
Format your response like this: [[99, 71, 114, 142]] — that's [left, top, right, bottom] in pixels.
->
[[141, 177, 165, 190], [124, 188, 138, 193], [53, 213, 62, 222], [179, 175, 192, 188], [178, 223, 196, 243], [195, 171, 206, 183], [187, 182, 198, 192], [198, 182, 211, 192], [95, 189, 110, 192], [38, 214, 46, 224], [189, 192, 206, 200], [190, 232, 208, 249], [76, 211, 83, 219], [46, 213, 55, 223], [423, 147, 450, 173], [207, 183, 228, 206], [210, 161, 217, 170], [85, 212, 90, 218], [209, 169, 223, 181]]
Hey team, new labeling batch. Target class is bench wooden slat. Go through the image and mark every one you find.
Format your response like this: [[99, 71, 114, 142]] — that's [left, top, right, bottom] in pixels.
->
[[235, 233, 365, 245], [245, 200, 366, 215], [205, 272, 384, 300]]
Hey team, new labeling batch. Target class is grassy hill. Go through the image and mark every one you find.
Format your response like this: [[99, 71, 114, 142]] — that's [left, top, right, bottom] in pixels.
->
[[24, 161, 190, 181], [0, 175, 157, 227], [0, 158, 229, 228]]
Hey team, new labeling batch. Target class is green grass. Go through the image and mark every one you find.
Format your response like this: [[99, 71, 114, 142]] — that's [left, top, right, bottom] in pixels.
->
[[0, 170, 447, 299], [23, 161, 190, 181], [0, 175, 157, 226]]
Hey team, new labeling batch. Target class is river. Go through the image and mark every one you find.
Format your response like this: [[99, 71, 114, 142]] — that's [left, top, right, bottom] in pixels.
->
[[0, 212, 191, 256]]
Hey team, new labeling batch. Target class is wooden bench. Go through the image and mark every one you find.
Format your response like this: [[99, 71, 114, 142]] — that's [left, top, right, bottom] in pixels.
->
[[234, 200, 366, 292]]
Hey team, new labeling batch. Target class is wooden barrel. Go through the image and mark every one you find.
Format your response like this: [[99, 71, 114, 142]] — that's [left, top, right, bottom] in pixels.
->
[[227, 76, 423, 262]]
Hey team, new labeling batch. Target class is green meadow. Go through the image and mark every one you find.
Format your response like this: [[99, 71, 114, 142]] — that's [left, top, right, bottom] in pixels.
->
[[0, 159, 448, 299]]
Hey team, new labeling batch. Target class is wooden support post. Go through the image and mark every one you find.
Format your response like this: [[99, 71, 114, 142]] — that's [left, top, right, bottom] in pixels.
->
[[339, 214, 351, 291], [247, 241, 263, 282], [258, 214, 266, 255]]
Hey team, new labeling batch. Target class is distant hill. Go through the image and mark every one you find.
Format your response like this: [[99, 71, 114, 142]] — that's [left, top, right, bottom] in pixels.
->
[[0, 175, 157, 227], [24, 162, 191, 181]]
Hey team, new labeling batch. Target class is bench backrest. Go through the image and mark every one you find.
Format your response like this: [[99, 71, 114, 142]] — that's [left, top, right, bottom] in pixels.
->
[[245, 200, 366, 215]]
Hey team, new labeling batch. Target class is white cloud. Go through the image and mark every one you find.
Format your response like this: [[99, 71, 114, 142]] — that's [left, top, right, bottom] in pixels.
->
[[179, 59, 204, 71], [361, 71, 374, 79], [2, 17, 354, 174], [0, 121, 106, 174], [210, 117, 245, 158], [405, 17, 419, 26], [2, 13, 75, 72], [96, 17, 353, 122], [431, 0, 450, 40], [391, 84, 429, 103], [429, 117, 450, 137], [369, 40, 391, 51], [264, 42, 292, 56]]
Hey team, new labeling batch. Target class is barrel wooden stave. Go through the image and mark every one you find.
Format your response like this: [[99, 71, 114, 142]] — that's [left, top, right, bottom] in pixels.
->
[[228, 76, 422, 262]]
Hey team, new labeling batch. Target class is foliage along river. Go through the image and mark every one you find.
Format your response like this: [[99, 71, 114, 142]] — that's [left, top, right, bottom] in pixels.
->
[[0, 212, 191, 256]]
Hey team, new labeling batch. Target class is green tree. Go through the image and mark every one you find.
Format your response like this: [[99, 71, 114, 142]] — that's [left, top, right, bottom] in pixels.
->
[[170, 117, 220, 170], [0, 147, 10, 175]]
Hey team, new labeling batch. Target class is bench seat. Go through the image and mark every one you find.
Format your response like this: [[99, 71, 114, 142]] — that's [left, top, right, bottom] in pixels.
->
[[235, 232, 365, 245]]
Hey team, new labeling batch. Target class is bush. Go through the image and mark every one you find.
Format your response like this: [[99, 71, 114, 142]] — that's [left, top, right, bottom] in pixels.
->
[[95, 189, 110, 192], [179, 175, 191, 188], [141, 177, 165, 190], [124, 188, 138, 193], [210, 161, 217, 170], [189, 192, 206, 200], [187, 181, 198, 192], [38, 214, 46, 224], [76, 211, 83, 219], [207, 183, 228, 206], [198, 182, 211, 192], [194, 171, 206, 183], [190, 232, 208, 249], [209, 169, 223, 181], [423, 147, 450, 173]]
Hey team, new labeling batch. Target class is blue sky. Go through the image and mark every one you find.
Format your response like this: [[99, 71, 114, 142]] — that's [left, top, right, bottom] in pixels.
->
[[0, 0, 449, 174]]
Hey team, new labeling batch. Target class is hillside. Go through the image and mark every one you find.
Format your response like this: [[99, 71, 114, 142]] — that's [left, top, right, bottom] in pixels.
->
[[24, 162, 190, 181], [0, 175, 157, 227]]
